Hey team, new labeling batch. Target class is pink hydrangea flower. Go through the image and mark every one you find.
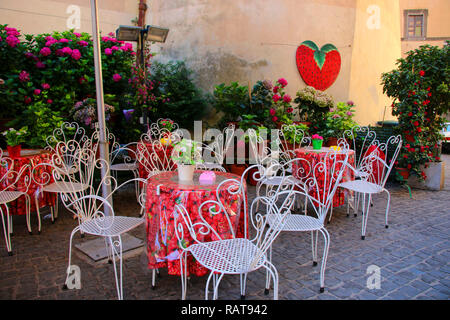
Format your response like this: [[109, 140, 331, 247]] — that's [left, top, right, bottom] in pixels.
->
[[283, 94, 292, 103], [36, 61, 46, 69], [62, 47, 73, 55], [24, 96, 32, 104], [39, 47, 51, 56], [105, 48, 112, 55], [113, 73, 122, 82], [272, 94, 281, 102], [73, 32, 81, 37], [41, 83, 50, 90], [78, 40, 89, 47], [272, 116, 278, 122], [277, 78, 288, 87], [6, 35, 20, 48], [59, 38, 69, 43], [19, 71, 30, 82], [34, 89, 41, 95], [111, 46, 120, 51], [56, 49, 65, 57], [346, 111, 353, 116], [71, 49, 81, 60], [47, 99, 53, 104]]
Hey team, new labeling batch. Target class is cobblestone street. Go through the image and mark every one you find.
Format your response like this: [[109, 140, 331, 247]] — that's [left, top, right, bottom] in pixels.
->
[[0, 156, 449, 300]]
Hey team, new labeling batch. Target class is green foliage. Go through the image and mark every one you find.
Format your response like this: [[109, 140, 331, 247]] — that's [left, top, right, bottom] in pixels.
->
[[149, 61, 208, 129], [282, 123, 309, 145], [319, 102, 358, 139], [212, 81, 249, 127], [381, 43, 449, 182], [171, 139, 203, 165]]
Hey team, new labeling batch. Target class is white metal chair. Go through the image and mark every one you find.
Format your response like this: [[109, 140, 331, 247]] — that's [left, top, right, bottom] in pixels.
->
[[338, 135, 402, 239], [34, 122, 90, 229], [0, 150, 32, 255], [57, 154, 147, 300], [173, 163, 295, 300], [265, 140, 350, 293], [197, 123, 235, 172]]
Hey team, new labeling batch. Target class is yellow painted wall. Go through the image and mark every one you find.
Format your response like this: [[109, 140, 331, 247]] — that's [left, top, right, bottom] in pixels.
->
[[348, 0, 402, 125], [399, 0, 450, 56]]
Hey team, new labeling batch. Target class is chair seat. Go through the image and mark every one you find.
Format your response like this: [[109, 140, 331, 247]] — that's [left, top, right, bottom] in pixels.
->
[[110, 163, 138, 171], [42, 182, 89, 194], [268, 214, 323, 232], [0, 191, 26, 205], [80, 216, 144, 236], [197, 162, 225, 171], [188, 238, 266, 274], [338, 180, 383, 194], [260, 175, 300, 186]]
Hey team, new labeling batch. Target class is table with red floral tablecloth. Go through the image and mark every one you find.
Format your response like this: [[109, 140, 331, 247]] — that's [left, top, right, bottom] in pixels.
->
[[145, 170, 248, 277], [292, 146, 355, 207], [0, 149, 56, 215]]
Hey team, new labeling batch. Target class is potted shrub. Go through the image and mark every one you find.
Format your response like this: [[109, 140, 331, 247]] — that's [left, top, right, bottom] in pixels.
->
[[268, 78, 295, 128], [294, 86, 334, 133], [382, 43, 449, 186], [311, 134, 324, 150], [171, 139, 203, 182], [319, 101, 358, 146], [2, 126, 28, 157]]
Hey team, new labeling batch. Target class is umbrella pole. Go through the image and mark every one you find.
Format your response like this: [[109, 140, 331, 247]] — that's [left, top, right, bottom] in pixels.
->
[[90, 0, 112, 211]]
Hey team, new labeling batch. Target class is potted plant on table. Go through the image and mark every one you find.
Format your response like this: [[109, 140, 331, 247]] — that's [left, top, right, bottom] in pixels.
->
[[319, 101, 358, 146], [2, 126, 28, 157], [171, 139, 203, 182], [311, 134, 324, 150]]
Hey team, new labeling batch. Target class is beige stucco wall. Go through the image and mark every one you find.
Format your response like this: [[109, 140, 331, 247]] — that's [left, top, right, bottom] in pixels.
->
[[148, 0, 357, 123], [0, 0, 137, 36], [347, 0, 401, 125]]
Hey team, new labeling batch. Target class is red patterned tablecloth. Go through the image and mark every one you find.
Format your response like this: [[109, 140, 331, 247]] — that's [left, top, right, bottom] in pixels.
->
[[137, 142, 175, 179], [145, 170, 248, 277], [0, 149, 56, 215], [292, 147, 355, 207]]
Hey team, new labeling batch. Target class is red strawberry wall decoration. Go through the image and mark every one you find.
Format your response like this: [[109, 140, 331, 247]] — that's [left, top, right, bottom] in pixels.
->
[[296, 40, 341, 91]]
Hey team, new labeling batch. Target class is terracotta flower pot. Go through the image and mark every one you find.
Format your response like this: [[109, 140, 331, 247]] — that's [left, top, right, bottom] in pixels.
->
[[7, 144, 21, 158], [325, 137, 338, 147], [229, 164, 248, 177]]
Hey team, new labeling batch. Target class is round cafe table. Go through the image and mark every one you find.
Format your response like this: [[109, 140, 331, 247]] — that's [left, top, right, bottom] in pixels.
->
[[292, 146, 355, 207], [0, 149, 56, 217], [145, 170, 248, 277], [137, 142, 175, 179]]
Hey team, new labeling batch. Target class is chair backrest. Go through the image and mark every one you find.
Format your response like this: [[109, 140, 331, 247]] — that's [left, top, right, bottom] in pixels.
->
[[297, 140, 350, 224], [363, 135, 402, 188], [276, 124, 311, 163], [201, 123, 236, 165], [342, 125, 378, 170], [173, 163, 294, 272], [147, 118, 182, 141], [0, 150, 31, 194]]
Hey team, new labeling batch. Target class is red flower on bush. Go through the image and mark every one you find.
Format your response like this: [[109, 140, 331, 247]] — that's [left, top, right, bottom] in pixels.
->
[[272, 116, 278, 122], [283, 94, 292, 103], [269, 108, 276, 116], [273, 86, 279, 93], [19, 70, 30, 82], [39, 47, 51, 56], [71, 49, 81, 60], [419, 70, 425, 76], [413, 121, 419, 126], [272, 94, 281, 102], [277, 78, 288, 87], [113, 73, 122, 82]]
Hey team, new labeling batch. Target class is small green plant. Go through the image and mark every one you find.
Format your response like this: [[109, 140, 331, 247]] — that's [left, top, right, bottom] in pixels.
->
[[282, 123, 309, 145], [158, 119, 176, 132], [2, 126, 28, 146], [319, 101, 358, 139], [171, 139, 203, 165], [212, 81, 250, 127]]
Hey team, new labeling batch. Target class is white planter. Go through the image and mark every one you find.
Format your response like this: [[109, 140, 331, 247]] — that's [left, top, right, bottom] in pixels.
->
[[177, 164, 195, 182], [407, 161, 445, 191]]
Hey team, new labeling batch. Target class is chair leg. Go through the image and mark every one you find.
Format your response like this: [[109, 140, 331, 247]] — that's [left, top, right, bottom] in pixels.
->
[[311, 230, 318, 266], [263, 261, 279, 300], [240, 273, 248, 299], [212, 273, 224, 300], [63, 226, 80, 289], [384, 189, 391, 228], [0, 205, 12, 255], [318, 228, 331, 293], [327, 205, 334, 224], [34, 192, 42, 234], [255, 182, 263, 211], [25, 194, 32, 234], [179, 252, 187, 300], [265, 244, 273, 294], [108, 236, 124, 300], [205, 272, 215, 300], [361, 194, 372, 240]]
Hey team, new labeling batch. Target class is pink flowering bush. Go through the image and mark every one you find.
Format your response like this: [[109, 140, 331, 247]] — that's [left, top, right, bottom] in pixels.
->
[[318, 101, 358, 139], [71, 97, 115, 129], [270, 78, 295, 125]]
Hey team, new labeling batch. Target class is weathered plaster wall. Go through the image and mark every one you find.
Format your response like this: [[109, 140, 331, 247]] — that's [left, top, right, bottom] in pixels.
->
[[148, 0, 357, 123], [0, 0, 137, 36]]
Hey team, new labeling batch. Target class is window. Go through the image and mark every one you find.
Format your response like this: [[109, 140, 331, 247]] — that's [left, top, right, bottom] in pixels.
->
[[404, 9, 428, 40]]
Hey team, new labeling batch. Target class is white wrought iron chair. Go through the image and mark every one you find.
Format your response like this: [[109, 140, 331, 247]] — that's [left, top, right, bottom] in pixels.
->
[[197, 123, 235, 172], [173, 163, 296, 300], [338, 135, 402, 239], [57, 154, 147, 300], [340, 125, 379, 217], [0, 150, 32, 255], [265, 140, 350, 293], [34, 122, 90, 229]]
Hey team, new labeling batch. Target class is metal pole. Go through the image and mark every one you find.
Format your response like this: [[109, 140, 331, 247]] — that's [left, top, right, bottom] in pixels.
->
[[90, 0, 112, 211]]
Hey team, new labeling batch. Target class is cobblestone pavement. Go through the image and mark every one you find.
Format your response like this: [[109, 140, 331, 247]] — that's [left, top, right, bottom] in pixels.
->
[[0, 156, 449, 300]]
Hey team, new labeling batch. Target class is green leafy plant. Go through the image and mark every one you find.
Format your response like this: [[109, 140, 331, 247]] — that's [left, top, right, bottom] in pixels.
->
[[212, 81, 250, 127], [2, 126, 28, 146], [171, 139, 203, 165], [381, 43, 449, 182], [282, 123, 309, 145], [319, 101, 358, 139]]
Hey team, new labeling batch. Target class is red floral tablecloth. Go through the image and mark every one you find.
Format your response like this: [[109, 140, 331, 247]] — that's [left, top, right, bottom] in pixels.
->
[[0, 149, 56, 215], [137, 142, 175, 179], [292, 147, 355, 207], [145, 170, 248, 277]]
